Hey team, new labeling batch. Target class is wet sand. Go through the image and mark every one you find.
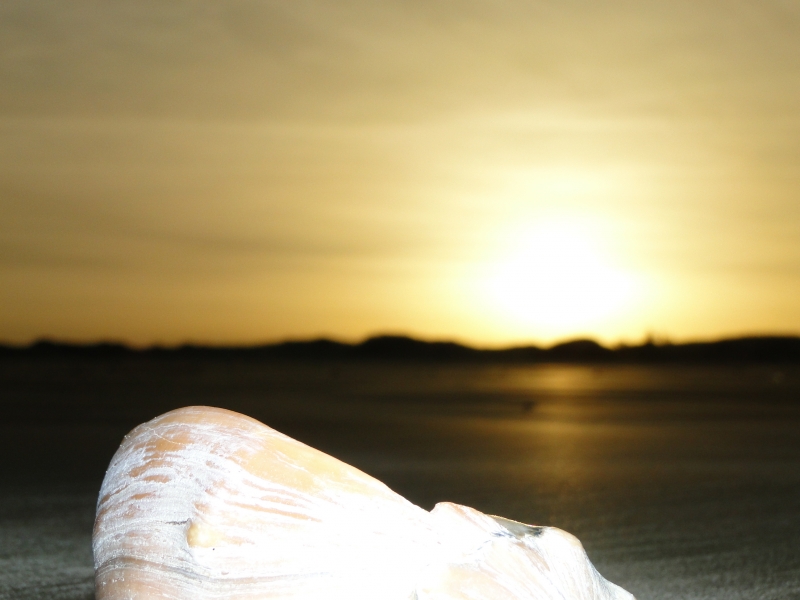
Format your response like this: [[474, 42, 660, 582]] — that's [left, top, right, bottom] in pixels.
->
[[1, 358, 799, 599]]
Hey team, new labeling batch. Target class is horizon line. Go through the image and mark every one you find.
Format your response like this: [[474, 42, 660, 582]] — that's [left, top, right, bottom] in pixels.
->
[[3, 331, 800, 350]]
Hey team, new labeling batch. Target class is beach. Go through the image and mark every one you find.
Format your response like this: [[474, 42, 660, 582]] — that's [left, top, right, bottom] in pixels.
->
[[1, 358, 799, 599]]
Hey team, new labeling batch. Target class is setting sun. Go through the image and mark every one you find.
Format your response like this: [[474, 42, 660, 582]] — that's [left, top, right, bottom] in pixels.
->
[[483, 220, 638, 333]]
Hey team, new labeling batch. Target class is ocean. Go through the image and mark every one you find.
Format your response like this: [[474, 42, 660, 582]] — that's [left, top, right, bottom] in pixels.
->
[[1, 359, 799, 599]]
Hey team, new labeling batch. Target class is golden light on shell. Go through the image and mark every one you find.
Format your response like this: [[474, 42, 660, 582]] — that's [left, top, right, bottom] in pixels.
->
[[92, 407, 636, 600], [484, 219, 639, 333]]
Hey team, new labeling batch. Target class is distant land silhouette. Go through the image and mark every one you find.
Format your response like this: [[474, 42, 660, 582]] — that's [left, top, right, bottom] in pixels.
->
[[1, 335, 799, 363]]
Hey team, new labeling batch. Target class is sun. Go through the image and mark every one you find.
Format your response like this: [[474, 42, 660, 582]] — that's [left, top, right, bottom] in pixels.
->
[[484, 220, 637, 332]]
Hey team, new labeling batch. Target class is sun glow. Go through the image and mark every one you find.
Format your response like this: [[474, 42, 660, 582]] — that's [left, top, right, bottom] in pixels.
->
[[483, 220, 638, 333]]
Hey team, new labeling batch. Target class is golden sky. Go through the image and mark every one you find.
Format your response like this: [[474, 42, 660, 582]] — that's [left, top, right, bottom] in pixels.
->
[[1, 1, 799, 346]]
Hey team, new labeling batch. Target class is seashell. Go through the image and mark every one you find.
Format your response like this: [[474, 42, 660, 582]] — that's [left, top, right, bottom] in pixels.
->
[[93, 406, 635, 600]]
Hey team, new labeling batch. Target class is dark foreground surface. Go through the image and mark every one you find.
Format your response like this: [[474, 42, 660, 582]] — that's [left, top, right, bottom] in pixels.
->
[[1, 357, 800, 599]]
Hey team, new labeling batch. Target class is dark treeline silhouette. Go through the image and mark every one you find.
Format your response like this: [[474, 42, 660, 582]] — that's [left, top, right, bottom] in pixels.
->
[[1, 334, 799, 363]]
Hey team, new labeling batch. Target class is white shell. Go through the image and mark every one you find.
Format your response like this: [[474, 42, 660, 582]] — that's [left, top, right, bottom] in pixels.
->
[[93, 406, 635, 600]]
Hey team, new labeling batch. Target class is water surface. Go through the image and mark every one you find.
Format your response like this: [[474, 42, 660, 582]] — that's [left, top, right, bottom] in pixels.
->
[[1, 360, 799, 599]]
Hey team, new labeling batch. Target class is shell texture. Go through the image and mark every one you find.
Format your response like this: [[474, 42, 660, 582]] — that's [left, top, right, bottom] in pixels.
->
[[94, 406, 635, 600]]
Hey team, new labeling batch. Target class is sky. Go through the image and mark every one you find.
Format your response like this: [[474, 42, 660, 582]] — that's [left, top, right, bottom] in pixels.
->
[[1, 0, 799, 347]]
